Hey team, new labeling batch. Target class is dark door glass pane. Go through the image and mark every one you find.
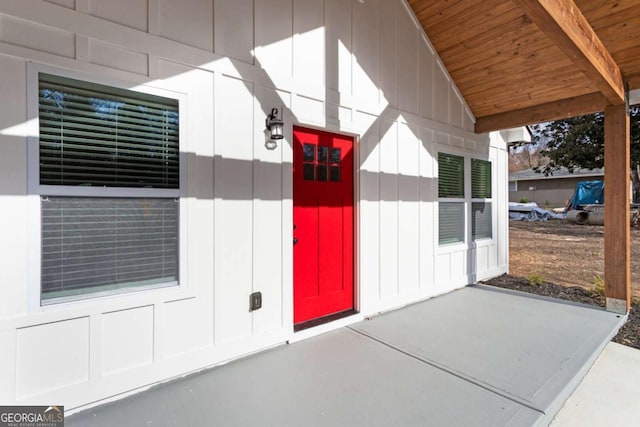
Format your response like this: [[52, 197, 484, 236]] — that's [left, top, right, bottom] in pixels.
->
[[330, 166, 340, 182], [303, 163, 315, 180], [330, 147, 341, 164], [303, 143, 315, 161], [317, 165, 328, 181], [318, 146, 328, 163]]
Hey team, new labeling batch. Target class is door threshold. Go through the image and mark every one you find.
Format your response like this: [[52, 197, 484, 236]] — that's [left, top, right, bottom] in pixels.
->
[[294, 309, 357, 332]]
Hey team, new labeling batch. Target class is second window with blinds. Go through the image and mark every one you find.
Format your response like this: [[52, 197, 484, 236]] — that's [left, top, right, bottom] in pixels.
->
[[38, 72, 181, 304], [437, 153, 492, 246]]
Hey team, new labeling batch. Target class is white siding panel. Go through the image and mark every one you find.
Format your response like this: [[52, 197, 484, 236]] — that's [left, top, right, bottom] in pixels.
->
[[325, 0, 352, 96], [434, 62, 449, 124], [398, 124, 420, 295], [216, 76, 254, 160], [293, 95, 324, 126], [252, 86, 285, 335], [0, 330, 16, 404], [449, 88, 463, 128], [450, 250, 467, 282], [0, 15, 75, 58], [419, 200, 435, 289], [214, 75, 254, 344], [353, 0, 379, 107], [214, 0, 254, 64], [252, 194, 283, 334], [88, 39, 148, 75], [153, 0, 213, 51], [0, 56, 28, 319], [396, 4, 418, 115], [435, 131, 449, 146], [496, 145, 509, 270], [476, 246, 489, 277], [293, 0, 324, 89], [255, 0, 292, 89], [489, 244, 499, 273], [418, 39, 434, 120], [164, 298, 210, 357], [357, 112, 380, 311], [463, 107, 475, 132], [418, 128, 435, 289], [379, 120, 398, 298], [102, 306, 154, 374], [44, 0, 75, 9], [16, 318, 89, 397], [378, 0, 397, 107], [88, 0, 148, 32], [435, 253, 450, 283]]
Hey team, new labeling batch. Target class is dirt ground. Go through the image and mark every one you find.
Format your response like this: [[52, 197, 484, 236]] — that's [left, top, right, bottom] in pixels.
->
[[508, 219, 640, 299], [484, 219, 639, 349]]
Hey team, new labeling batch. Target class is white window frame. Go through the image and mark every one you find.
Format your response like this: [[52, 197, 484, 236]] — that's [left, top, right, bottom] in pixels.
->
[[437, 151, 496, 251], [471, 158, 493, 242], [26, 64, 189, 309], [437, 152, 466, 248]]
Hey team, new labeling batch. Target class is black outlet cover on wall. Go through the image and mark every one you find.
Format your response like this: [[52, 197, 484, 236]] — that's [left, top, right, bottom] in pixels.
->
[[250, 292, 262, 311]]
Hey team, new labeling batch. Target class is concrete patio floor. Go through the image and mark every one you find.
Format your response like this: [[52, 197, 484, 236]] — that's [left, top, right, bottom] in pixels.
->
[[67, 285, 627, 427]]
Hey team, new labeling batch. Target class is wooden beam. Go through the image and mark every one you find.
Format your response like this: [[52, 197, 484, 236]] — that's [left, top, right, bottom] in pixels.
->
[[604, 103, 631, 314], [513, 0, 625, 105], [474, 92, 607, 133]]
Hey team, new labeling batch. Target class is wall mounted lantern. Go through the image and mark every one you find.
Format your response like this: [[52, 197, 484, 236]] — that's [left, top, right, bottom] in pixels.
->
[[265, 108, 284, 140]]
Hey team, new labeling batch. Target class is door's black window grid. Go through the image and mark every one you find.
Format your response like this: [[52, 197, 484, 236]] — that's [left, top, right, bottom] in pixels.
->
[[302, 144, 341, 182]]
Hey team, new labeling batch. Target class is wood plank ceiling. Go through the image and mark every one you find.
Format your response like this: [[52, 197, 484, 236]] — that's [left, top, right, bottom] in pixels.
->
[[407, 0, 640, 133]]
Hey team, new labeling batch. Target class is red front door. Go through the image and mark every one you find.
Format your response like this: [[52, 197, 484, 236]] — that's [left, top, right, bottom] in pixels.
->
[[293, 127, 354, 325]]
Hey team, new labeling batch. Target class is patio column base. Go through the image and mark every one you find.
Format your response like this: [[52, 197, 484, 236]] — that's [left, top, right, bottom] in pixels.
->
[[606, 297, 627, 315]]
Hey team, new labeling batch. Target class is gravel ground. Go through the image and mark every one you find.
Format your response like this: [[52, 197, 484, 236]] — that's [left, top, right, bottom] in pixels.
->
[[484, 274, 640, 350]]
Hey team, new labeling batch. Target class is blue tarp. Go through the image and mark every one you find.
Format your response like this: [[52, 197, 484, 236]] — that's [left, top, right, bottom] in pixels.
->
[[569, 180, 604, 210]]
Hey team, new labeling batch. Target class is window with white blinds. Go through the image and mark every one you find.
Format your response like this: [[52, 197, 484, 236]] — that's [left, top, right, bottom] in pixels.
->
[[438, 153, 465, 245], [38, 73, 180, 303], [41, 197, 178, 299], [472, 159, 492, 240], [438, 154, 494, 245]]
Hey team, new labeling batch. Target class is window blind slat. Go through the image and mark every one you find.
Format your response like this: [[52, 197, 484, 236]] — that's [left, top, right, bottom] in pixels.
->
[[472, 159, 492, 199], [439, 202, 465, 245], [438, 153, 464, 198]]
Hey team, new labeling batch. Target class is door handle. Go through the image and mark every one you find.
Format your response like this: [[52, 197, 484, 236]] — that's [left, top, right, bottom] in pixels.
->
[[293, 237, 299, 245]]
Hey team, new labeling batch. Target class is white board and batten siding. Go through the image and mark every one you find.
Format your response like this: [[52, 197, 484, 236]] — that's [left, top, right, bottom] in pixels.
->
[[0, 0, 508, 410]]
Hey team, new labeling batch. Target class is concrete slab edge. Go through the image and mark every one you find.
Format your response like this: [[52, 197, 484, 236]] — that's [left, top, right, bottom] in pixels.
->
[[475, 284, 614, 311], [537, 313, 628, 426]]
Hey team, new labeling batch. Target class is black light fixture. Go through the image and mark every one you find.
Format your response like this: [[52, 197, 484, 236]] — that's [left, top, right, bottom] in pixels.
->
[[265, 108, 284, 140]]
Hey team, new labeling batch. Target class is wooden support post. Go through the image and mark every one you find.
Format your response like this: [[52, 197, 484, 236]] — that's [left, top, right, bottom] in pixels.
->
[[604, 104, 631, 314]]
